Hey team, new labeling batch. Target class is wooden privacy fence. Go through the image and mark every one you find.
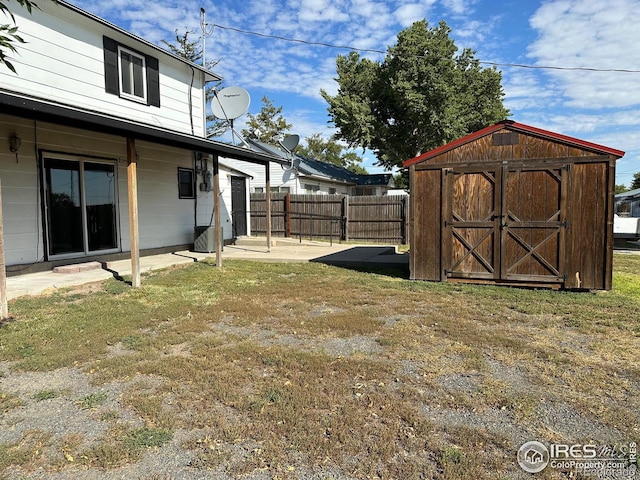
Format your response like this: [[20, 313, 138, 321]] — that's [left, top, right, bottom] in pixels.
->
[[250, 193, 409, 244]]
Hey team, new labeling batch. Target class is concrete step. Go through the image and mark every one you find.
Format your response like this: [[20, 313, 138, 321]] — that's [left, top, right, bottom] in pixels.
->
[[53, 261, 102, 274]]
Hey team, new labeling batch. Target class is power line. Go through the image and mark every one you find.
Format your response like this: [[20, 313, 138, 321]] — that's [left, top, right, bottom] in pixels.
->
[[211, 24, 387, 56], [480, 61, 640, 74], [211, 23, 640, 74]]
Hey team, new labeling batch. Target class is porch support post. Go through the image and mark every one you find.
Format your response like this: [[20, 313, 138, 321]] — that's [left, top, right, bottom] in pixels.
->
[[213, 154, 222, 267], [127, 137, 141, 288], [265, 163, 271, 252], [0, 179, 8, 319]]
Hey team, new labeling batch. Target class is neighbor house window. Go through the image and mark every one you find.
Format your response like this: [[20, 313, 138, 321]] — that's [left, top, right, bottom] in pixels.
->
[[328, 187, 337, 194], [103, 36, 160, 107], [354, 186, 375, 196], [118, 46, 146, 102], [178, 168, 194, 199], [254, 187, 264, 193], [304, 184, 319, 193]]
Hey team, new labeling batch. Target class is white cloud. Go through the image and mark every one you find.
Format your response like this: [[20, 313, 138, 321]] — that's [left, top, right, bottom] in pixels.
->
[[442, 0, 476, 15], [527, 0, 640, 109], [298, 0, 350, 22], [394, 1, 436, 27]]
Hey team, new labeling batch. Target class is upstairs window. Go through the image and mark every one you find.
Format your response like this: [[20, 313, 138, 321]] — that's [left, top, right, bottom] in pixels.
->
[[103, 36, 160, 107], [118, 47, 146, 102]]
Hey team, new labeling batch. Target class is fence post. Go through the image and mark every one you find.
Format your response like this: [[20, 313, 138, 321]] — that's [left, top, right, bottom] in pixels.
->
[[341, 195, 349, 241], [285, 193, 291, 238], [401, 195, 408, 245]]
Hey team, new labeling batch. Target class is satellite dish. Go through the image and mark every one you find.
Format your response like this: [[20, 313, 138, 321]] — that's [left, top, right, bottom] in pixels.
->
[[211, 86, 251, 121], [279, 134, 300, 153]]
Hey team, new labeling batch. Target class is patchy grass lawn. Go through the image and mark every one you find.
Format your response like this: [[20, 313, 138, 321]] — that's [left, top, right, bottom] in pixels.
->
[[0, 254, 639, 479]]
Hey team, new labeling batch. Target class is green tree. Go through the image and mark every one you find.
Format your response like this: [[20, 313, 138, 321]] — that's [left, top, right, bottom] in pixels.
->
[[615, 184, 630, 195], [241, 96, 292, 145], [321, 20, 509, 170], [393, 171, 409, 190], [1, 0, 41, 73], [161, 29, 227, 138], [297, 133, 367, 174], [631, 172, 640, 190], [161, 29, 202, 64]]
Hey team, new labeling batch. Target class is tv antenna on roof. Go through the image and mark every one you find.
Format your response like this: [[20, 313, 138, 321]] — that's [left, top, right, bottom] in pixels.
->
[[211, 86, 251, 146]]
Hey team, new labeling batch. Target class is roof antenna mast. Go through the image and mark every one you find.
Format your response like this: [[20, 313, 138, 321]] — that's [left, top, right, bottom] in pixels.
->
[[200, 7, 215, 67]]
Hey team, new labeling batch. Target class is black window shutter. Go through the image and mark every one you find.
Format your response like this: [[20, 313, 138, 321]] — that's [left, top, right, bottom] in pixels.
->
[[103, 36, 119, 95], [146, 55, 160, 107]]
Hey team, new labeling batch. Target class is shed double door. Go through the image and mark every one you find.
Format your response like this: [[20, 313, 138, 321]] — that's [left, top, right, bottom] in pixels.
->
[[444, 164, 568, 285]]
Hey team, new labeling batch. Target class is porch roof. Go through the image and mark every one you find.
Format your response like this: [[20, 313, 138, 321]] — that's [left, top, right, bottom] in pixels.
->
[[0, 90, 279, 166]]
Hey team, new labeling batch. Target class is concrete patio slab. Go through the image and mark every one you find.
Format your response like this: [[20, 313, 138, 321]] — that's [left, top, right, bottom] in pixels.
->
[[6, 239, 407, 301]]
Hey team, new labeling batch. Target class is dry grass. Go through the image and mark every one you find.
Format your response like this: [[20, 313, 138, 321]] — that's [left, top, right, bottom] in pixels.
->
[[1, 254, 639, 478]]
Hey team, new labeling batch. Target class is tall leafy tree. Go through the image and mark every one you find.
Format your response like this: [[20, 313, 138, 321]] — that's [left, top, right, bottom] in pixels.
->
[[239, 97, 367, 174], [321, 20, 509, 170], [631, 172, 640, 190], [161, 29, 226, 138], [241, 96, 292, 145], [1, 0, 42, 73], [615, 184, 630, 195], [297, 133, 367, 174]]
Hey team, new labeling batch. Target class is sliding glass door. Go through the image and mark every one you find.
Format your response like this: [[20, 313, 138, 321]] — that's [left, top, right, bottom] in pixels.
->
[[44, 156, 119, 258]]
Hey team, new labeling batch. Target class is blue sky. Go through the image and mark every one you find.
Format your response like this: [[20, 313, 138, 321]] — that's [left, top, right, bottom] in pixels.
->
[[69, 0, 640, 185]]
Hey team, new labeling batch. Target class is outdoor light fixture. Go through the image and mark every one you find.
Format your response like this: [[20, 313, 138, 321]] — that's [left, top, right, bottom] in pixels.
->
[[9, 132, 21, 163], [9, 132, 21, 153]]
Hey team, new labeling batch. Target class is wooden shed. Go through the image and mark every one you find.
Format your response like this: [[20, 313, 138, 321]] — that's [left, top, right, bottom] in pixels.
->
[[404, 120, 625, 290]]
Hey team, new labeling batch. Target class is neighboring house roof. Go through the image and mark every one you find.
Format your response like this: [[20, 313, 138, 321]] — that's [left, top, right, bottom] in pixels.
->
[[245, 138, 393, 187], [0, 90, 279, 166], [57, 0, 221, 83], [616, 188, 640, 201], [403, 120, 626, 167], [354, 173, 394, 187]]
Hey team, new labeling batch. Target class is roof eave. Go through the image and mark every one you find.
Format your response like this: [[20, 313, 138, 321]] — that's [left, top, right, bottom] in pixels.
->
[[403, 120, 625, 167], [0, 90, 278, 165], [57, 0, 223, 83]]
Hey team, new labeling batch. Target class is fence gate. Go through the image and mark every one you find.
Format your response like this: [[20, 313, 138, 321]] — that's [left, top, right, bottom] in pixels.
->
[[444, 164, 568, 285]]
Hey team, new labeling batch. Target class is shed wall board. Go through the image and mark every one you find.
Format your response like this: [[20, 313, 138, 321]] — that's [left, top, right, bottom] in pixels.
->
[[564, 161, 611, 290], [410, 168, 441, 281]]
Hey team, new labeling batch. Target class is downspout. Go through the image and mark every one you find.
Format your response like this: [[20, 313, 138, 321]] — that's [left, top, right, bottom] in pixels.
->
[[188, 66, 195, 136]]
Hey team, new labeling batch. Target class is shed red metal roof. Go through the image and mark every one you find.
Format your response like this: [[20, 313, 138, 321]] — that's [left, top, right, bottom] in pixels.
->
[[403, 120, 625, 167]]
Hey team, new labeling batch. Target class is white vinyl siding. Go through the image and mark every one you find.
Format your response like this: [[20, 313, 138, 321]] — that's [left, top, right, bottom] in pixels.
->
[[0, 2, 207, 136], [0, 116, 242, 266]]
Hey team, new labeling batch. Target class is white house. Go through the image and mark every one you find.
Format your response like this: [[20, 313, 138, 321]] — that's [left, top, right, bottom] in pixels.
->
[[614, 188, 640, 241], [0, 1, 275, 278], [224, 139, 394, 196]]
